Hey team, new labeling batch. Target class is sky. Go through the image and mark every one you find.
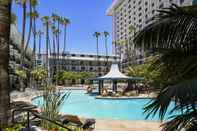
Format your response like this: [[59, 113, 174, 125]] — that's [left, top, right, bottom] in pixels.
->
[[12, 0, 113, 55]]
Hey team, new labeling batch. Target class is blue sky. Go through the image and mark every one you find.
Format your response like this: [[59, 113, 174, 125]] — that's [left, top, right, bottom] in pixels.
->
[[12, 0, 113, 55]]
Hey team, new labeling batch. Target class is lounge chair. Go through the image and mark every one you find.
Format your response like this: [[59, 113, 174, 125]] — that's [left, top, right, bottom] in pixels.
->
[[11, 101, 73, 131], [60, 114, 96, 131]]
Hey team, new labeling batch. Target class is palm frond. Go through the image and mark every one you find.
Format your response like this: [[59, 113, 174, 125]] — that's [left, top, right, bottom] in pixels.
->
[[134, 4, 197, 53], [144, 78, 197, 121], [162, 110, 197, 131]]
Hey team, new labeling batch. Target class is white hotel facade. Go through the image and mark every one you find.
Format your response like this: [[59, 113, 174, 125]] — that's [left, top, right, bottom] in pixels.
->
[[107, 0, 196, 67]]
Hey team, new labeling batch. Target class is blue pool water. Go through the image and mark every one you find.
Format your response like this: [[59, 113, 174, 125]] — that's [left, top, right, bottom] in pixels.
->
[[32, 90, 177, 121]]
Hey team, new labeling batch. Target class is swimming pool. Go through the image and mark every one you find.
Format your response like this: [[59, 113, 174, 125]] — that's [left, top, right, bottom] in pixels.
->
[[32, 90, 177, 121]]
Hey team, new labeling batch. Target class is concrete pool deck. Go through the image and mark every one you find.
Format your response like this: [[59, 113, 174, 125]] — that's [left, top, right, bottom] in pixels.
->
[[95, 119, 161, 131], [11, 88, 162, 131]]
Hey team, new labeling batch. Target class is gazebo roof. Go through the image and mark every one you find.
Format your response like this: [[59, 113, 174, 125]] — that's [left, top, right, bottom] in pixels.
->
[[90, 64, 143, 81]]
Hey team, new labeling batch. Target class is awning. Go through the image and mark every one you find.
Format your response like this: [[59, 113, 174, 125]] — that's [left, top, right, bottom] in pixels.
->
[[89, 64, 144, 81]]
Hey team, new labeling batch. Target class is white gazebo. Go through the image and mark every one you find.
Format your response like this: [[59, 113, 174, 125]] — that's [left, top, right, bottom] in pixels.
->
[[89, 63, 143, 95]]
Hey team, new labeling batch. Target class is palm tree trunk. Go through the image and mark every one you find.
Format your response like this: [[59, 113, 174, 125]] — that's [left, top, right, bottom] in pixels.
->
[[63, 25, 67, 53], [63, 25, 67, 71], [38, 32, 41, 58], [24, 0, 33, 54], [105, 36, 108, 67], [33, 16, 36, 67], [96, 37, 99, 75], [0, 1, 11, 128], [46, 22, 49, 78], [52, 34, 56, 81], [57, 21, 60, 72], [20, 2, 26, 67]]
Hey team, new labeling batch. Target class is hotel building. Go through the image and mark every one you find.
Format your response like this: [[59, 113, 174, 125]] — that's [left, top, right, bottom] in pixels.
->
[[37, 53, 120, 77], [106, 0, 195, 67]]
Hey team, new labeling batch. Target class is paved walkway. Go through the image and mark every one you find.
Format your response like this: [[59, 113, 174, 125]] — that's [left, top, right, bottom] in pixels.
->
[[95, 119, 162, 131]]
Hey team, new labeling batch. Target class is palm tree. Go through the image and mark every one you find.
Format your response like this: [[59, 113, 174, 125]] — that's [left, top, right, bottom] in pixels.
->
[[15, 0, 27, 66], [24, 0, 33, 54], [0, 0, 11, 128], [116, 40, 125, 71], [32, 10, 39, 65], [41, 16, 50, 78], [51, 25, 58, 81], [61, 17, 70, 54], [37, 30, 43, 58], [30, 0, 38, 55], [51, 13, 61, 73], [134, 4, 197, 131], [93, 32, 101, 67], [103, 31, 109, 68], [61, 17, 70, 71]]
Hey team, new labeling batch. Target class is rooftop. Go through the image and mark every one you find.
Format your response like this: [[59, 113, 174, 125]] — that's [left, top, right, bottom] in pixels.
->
[[106, 0, 124, 16]]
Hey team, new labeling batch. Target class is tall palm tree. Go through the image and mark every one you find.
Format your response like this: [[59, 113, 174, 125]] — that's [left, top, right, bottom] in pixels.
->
[[116, 40, 125, 71], [103, 31, 109, 68], [51, 25, 57, 79], [15, 0, 27, 66], [24, 0, 33, 54], [41, 16, 50, 77], [51, 13, 61, 73], [37, 30, 43, 58], [134, 4, 197, 131], [61, 17, 70, 71], [93, 32, 101, 68], [0, 0, 11, 128], [61, 17, 70, 54]]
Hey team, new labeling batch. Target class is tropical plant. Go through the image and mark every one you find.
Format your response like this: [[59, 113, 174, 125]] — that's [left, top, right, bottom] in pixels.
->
[[116, 40, 125, 60], [0, 0, 11, 128], [16, 68, 27, 79], [103, 31, 109, 67], [41, 86, 71, 130], [56, 71, 96, 85], [127, 56, 162, 88], [31, 66, 47, 81], [4, 124, 24, 131], [134, 4, 197, 131]]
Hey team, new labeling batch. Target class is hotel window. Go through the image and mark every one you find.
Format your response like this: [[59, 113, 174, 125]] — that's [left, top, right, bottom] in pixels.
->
[[139, 13, 142, 17], [145, 8, 148, 12], [138, 7, 142, 11], [128, 4, 131, 8], [145, 1, 148, 5], [152, 3, 154, 7], [138, 1, 141, 5], [81, 67, 85, 71], [72, 66, 76, 70], [159, 3, 164, 8]]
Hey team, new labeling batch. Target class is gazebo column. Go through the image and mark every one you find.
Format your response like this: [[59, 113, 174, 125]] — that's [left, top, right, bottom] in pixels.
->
[[98, 80, 103, 95], [128, 80, 132, 90], [112, 80, 117, 93]]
